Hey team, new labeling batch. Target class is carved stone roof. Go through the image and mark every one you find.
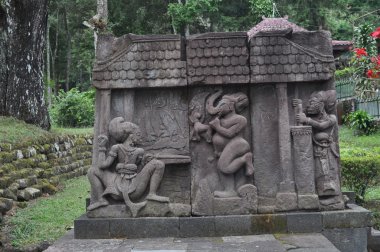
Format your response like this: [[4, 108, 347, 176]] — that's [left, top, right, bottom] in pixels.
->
[[250, 31, 336, 83], [248, 17, 307, 39], [186, 32, 250, 85], [93, 35, 186, 88]]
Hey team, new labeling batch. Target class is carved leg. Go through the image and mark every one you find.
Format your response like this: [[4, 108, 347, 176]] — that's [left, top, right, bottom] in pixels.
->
[[214, 173, 237, 198], [87, 167, 109, 211], [130, 159, 169, 202]]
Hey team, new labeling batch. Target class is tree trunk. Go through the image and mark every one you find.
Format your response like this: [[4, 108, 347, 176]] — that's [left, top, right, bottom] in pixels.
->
[[46, 17, 52, 108], [52, 11, 59, 96], [63, 7, 71, 91], [3, 0, 50, 129], [0, 5, 7, 115]]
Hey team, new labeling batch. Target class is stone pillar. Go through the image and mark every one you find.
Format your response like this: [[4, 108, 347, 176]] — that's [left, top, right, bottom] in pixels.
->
[[275, 83, 297, 211], [291, 126, 319, 209], [92, 89, 111, 165]]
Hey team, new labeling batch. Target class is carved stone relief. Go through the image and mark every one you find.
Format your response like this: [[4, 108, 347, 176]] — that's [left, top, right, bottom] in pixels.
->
[[189, 88, 257, 215], [134, 89, 189, 156], [294, 90, 344, 210], [87, 117, 191, 218]]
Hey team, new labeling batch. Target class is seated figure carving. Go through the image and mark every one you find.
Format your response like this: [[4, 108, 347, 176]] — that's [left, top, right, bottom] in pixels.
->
[[87, 117, 169, 217]]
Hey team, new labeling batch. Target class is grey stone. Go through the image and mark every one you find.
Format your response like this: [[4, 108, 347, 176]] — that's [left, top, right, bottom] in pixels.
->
[[322, 227, 368, 252], [109, 217, 179, 238], [24, 187, 41, 198], [16, 179, 28, 189], [276, 233, 339, 251], [179, 216, 215, 237], [342, 191, 356, 204], [74, 215, 110, 239], [287, 212, 322, 233], [251, 214, 287, 234], [0, 197, 13, 213], [215, 215, 252, 236], [322, 205, 372, 229], [368, 228, 380, 252], [3, 188, 17, 201]]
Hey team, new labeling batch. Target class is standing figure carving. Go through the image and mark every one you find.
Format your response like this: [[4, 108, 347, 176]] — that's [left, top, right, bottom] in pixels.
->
[[87, 117, 169, 217], [190, 90, 254, 199], [295, 90, 340, 198]]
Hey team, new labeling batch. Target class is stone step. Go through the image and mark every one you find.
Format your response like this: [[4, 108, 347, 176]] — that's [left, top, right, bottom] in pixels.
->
[[45, 230, 340, 252]]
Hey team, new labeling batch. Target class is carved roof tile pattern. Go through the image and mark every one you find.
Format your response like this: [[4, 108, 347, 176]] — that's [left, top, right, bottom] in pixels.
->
[[250, 35, 336, 83], [247, 17, 307, 39], [93, 36, 186, 88], [186, 32, 250, 85]]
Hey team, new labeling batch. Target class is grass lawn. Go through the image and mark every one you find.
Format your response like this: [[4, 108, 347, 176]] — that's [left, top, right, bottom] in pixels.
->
[[0, 116, 93, 144], [6, 176, 90, 248]]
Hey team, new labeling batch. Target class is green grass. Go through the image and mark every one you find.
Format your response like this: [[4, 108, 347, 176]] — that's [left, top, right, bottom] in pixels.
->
[[0, 116, 51, 144], [0, 116, 93, 144], [339, 126, 380, 150], [8, 176, 90, 248]]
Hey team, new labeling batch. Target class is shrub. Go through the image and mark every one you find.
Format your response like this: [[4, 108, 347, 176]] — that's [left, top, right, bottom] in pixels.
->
[[50, 88, 95, 128], [344, 110, 377, 135], [341, 153, 380, 203]]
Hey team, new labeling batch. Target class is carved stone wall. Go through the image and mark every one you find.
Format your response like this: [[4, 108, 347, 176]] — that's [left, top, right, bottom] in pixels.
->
[[87, 26, 343, 218]]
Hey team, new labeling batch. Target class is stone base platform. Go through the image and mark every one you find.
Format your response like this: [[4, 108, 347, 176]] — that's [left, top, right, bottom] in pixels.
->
[[74, 204, 372, 252]]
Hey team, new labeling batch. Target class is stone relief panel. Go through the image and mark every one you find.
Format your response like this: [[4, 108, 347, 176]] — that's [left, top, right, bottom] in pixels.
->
[[294, 90, 344, 210], [134, 88, 189, 156], [189, 86, 257, 216], [87, 117, 187, 218]]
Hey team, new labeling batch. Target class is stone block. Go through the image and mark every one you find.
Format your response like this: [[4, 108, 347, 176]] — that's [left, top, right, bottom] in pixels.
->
[[251, 214, 287, 234], [0, 197, 13, 214], [342, 191, 355, 204], [74, 215, 110, 239], [368, 228, 380, 252], [215, 215, 252, 236], [109, 217, 179, 238], [322, 204, 372, 229], [297, 194, 319, 210], [179, 216, 215, 237], [322, 227, 368, 252], [287, 212, 322, 233]]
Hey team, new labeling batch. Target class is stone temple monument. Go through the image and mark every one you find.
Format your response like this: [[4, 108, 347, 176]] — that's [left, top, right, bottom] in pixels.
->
[[75, 18, 372, 252]]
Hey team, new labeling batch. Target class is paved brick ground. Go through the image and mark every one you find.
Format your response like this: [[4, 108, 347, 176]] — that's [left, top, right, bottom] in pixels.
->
[[45, 230, 340, 252]]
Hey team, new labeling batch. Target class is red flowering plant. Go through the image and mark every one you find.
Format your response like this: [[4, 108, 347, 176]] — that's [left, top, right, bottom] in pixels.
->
[[350, 24, 380, 99]]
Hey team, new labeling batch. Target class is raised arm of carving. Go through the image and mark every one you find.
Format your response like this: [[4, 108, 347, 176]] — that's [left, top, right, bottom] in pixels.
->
[[209, 116, 247, 138], [99, 144, 118, 169]]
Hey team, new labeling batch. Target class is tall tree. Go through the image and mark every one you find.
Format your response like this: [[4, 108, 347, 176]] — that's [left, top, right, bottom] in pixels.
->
[[0, 0, 50, 129]]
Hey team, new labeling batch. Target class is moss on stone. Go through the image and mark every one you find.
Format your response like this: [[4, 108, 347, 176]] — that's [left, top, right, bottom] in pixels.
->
[[0, 163, 16, 174], [0, 152, 15, 163], [0, 176, 12, 189], [47, 153, 58, 160], [39, 162, 51, 170]]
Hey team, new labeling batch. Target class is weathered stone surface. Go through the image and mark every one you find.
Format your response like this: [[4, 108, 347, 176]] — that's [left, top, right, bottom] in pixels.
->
[[251, 214, 287, 234], [215, 215, 252, 236], [322, 204, 372, 229], [187, 32, 249, 85], [322, 227, 368, 252], [0, 197, 13, 213], [109, 217, 180, 238], [276, 233, 339, 252], [287, 212, 322, 233], [93, 34, 186, 89], [179, 216, 216, 237]]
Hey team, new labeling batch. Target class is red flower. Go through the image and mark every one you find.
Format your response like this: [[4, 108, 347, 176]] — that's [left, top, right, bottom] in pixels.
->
[[367, 69, 373, 78], [367, 69, 380, 79], [370, 27, 380, 39], [353, 48, 368, 58]]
